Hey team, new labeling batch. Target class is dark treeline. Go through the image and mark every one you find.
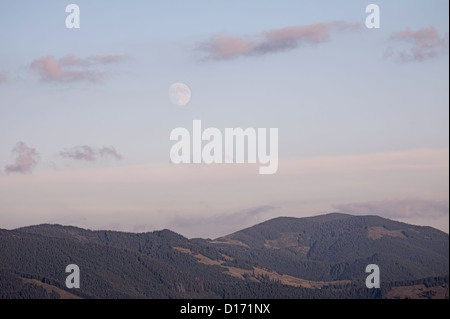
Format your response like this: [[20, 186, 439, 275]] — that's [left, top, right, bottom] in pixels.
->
[[1, 214, 448, 299]]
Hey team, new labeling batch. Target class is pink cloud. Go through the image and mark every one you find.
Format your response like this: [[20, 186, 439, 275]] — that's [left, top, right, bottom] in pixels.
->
[[30, 54, 126, 82], [60, 145, 123, 162], [199, 22, 361, 60], [386, 27, 449, 62], [4, 142, 40, 174], [30, 56, 98, 82], [266, 23, 330, 40], [202, 35, 255, 60]]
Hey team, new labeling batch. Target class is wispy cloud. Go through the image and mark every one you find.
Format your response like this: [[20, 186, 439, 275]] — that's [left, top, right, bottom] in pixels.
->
[[167, 205, 277, 238], [198, 21, 360, 61], [60, 145, 97, 161], [30, 54, 126, 82], [89, 55, 125, 64], [0, 73, 7, 84], [97, 146, 123, 160], [1, 148, 447, 234], [60, 145, 123, 162], [385, 27, 449, 62], [4, 142, 40, 174], [335, 199, 449, 219]]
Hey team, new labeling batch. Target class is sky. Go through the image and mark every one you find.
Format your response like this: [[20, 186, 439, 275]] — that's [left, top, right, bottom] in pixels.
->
[[0, 1, 448, 238]]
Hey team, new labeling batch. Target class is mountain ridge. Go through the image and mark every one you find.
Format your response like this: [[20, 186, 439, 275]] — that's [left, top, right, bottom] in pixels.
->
[[1, 213, 448, 299]]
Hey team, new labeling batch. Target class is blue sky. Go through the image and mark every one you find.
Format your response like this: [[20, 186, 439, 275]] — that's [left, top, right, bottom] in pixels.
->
[[0, 1, 448, 237]]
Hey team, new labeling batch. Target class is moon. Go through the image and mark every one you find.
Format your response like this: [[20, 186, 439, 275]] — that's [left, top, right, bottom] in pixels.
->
[[169, 83, 191, 106]]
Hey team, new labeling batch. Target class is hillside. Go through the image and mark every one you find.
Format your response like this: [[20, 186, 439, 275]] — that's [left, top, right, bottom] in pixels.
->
[[207, 213, 449, 282], [0, 213, 448, 299]]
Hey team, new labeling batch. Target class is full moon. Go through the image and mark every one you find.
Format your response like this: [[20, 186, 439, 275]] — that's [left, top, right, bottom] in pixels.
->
[[169, 83, 191, 106]]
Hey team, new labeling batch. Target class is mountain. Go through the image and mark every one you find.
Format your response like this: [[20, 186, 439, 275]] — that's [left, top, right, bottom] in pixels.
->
[[0, 213, 448, 299], [205, 213, 449, 282]]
